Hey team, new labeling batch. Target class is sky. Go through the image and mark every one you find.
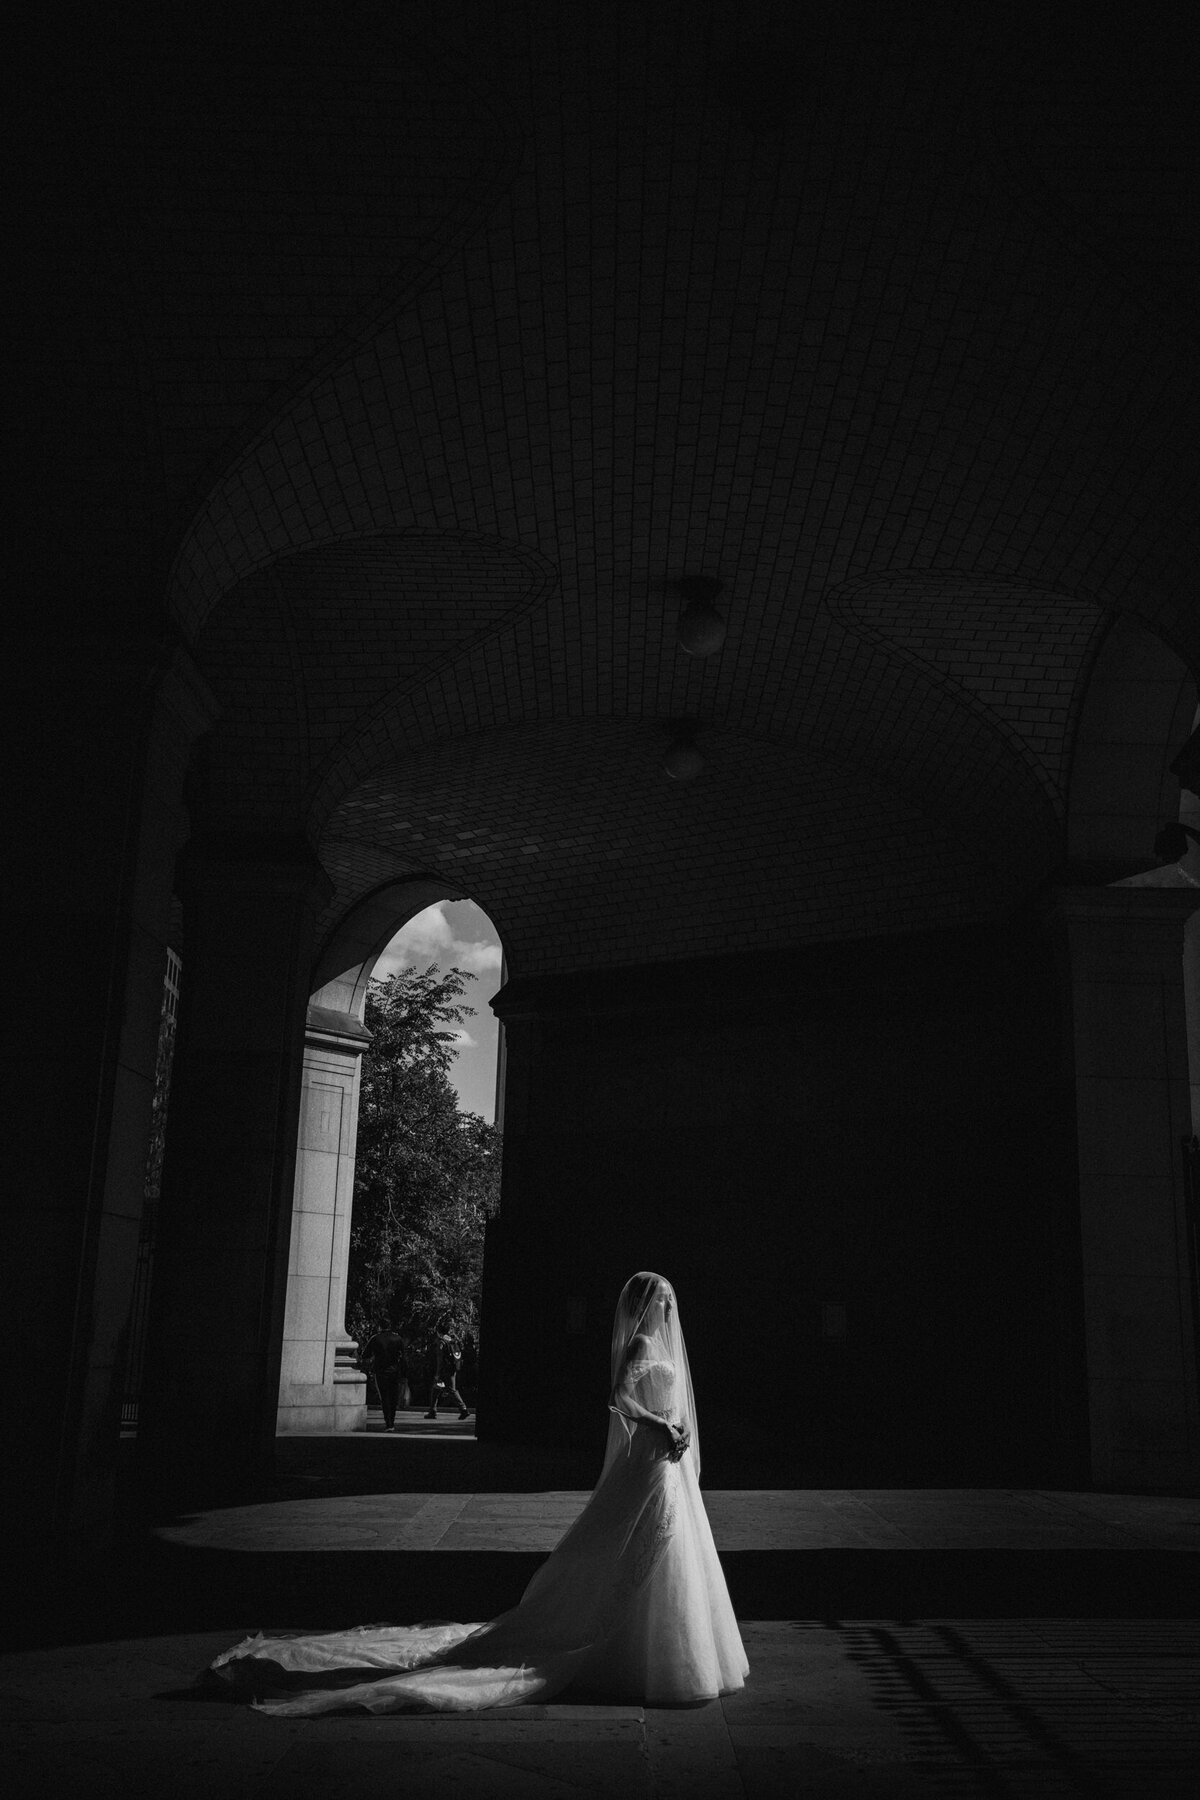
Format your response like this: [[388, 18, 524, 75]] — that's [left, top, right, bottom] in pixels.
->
[[373, 899, 504, 1121]]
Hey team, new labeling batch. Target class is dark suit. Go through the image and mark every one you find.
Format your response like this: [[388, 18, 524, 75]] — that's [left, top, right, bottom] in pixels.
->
[[427, 1337, 468, 1415], [363, 1329, 406, 1428]]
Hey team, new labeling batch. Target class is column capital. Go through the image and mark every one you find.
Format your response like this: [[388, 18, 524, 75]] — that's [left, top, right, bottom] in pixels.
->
[[177, 832, 334, 906], [14, 632, 220, 769], [1051, 884, 1200, 927], [25, 628, 209, 702], [305, 1005, 372, 1054], [151, 647, 221, 750]]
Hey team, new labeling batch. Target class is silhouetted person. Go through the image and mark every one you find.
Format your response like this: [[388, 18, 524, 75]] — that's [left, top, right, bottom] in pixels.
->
[[362, 1325, 407, 1431], [425, 1328, 471, 1420]]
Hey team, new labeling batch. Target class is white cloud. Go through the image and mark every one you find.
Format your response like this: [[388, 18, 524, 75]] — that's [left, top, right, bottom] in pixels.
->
[[374, 902, 503, 982], [373, 946, 426, 980], [388, 904, 454, 961], [447, 1028, 478, 1050], [455, 940, 503, 973]]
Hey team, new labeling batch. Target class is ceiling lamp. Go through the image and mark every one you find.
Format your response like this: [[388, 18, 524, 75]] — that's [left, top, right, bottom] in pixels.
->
[[674, 576, 727, 657], [662, 719, 704, 782]]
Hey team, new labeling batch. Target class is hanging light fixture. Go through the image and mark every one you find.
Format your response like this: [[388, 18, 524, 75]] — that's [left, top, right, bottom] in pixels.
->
[[662, 719, 704, 782], [674, 576, 727, 657]]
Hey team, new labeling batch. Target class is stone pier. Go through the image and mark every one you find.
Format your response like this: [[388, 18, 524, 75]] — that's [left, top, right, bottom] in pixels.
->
[[276, 1006, 370, 1433]]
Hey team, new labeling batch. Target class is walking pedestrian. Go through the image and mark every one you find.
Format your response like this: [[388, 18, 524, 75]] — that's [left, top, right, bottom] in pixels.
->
[[362, 1323, 407, 1430], [424, 1324, 471, 1420]]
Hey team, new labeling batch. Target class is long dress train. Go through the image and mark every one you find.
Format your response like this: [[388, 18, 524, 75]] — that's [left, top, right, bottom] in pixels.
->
[[209, 1353, 748, 1715]]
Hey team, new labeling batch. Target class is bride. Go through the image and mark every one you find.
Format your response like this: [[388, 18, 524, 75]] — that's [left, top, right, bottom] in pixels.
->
[[210, 1271, 748, 1713]]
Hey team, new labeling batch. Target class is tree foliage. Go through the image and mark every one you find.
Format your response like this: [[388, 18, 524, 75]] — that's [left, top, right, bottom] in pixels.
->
[[346, 964, 502, 1355]]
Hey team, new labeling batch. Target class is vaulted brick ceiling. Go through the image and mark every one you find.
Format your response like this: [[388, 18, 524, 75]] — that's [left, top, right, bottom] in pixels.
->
[[33, 2, 1200, 974]]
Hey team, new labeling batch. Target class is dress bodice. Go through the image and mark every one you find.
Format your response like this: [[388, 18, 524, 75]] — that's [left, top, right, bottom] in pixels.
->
[[630, 1356, 676, 1418]]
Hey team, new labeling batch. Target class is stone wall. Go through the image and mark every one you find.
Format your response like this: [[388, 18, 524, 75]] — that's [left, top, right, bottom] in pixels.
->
[[482, 918, 1085, 1485]]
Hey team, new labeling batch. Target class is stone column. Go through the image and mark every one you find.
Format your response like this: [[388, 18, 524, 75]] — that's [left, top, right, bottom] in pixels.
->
[[276, 1007, 370, 1432], [1057, 886, 1200, 1488], [1, 635, 217, 1550], [138, 835, 331, 1504]]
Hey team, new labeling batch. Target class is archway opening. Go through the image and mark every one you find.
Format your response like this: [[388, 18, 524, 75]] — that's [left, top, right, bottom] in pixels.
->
[[276, 890, 505, 1436], [349, 900, 505, 1428]]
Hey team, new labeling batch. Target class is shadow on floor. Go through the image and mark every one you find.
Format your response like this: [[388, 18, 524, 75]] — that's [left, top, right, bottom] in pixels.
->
[[7, 1540, 1197, 1656]]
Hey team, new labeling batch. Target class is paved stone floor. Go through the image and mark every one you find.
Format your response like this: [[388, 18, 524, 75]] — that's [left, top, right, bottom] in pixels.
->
[[3, 1435, 1198, 1797]]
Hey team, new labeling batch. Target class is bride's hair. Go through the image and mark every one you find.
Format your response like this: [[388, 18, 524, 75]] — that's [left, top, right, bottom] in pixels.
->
[[625, 1273, 660, 1323], [605, 1270, 699, 1478]]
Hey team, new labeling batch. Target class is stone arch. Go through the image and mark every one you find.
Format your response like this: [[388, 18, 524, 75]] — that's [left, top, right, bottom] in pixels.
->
[[1079, 618, 1200, 1140], [1066, 613, 1197, 877], [309, 876, 470, 1019], [1055, 612, 1200, 1486], [188, 531, 558, 835], [278, 879, 503, 1433]]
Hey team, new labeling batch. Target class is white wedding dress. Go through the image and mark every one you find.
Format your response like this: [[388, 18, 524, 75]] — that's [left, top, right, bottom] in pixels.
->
[[210, 1276, 748, 1715]]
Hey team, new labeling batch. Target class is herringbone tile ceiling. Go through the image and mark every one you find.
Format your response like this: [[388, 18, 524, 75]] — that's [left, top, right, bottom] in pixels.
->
[[38, 1, 1200, 972]]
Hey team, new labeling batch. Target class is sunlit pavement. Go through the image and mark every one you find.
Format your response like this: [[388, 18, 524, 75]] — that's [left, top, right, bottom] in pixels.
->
[[2, 1448, 1197, 1797], [363, 1412, 479, 1439]]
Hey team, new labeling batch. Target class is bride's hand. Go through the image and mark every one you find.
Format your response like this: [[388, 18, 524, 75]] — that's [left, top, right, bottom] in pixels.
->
[[666, 1422, 690, 1461]]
